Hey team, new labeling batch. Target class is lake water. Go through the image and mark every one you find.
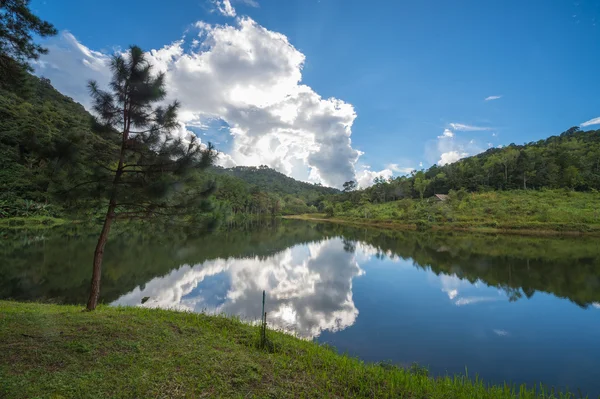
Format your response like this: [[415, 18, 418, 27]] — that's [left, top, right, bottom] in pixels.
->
[[2, 220, 600, 396]]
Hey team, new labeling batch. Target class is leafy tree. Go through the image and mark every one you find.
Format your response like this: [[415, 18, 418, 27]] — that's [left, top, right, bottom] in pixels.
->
[[413, 171, 430, 200], [563, 165, 583, 190], [343, 180, 357, 192], [84, 46, 216, 311], [499, 148, 519, 184]]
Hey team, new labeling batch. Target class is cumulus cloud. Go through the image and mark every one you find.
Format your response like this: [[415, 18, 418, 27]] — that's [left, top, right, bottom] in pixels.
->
[[484, 95, 502, 101], [355, 167, 393, 188], [438, 150, 468, 166], [581, 117, 600, 127], [427, 124, 486, 166], [438, 129, 454, 138], [34, 18, 373, 188], [449, 123, 492, 131]]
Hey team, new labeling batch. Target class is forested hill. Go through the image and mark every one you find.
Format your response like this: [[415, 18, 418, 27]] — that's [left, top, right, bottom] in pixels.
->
[[212, 166, 339, 197], [207, 166, 339, 216], [350, 126, 600, 204], [427, 126, 600, 193], [0, 70, 115, 212]]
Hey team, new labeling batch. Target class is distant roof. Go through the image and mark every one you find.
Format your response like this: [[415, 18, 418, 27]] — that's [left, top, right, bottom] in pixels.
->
[[434, 194, 449, 201]]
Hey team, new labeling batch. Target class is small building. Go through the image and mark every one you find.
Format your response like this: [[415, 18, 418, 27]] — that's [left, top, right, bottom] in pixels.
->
[[434, 194, 449, 202]]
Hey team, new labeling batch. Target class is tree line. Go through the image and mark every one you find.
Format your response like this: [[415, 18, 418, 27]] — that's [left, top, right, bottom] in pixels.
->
[[327, 126, 600, 211]]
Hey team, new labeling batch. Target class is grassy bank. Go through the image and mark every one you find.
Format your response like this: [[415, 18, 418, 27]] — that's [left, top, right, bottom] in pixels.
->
[[297, 190, 600, 235], [0, 302, 577, 398]]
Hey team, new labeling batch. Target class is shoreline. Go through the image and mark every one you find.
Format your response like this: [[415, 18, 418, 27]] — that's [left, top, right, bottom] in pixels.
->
[[283, 214, 600, 236]]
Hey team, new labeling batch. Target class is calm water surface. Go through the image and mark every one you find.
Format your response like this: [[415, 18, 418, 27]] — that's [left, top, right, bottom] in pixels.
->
[[2, 220, 600, 396]]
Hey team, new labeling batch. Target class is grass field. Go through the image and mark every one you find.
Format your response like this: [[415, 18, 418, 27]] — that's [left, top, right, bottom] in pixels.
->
[[0, 301, 581, 398], [296, 190, 600, 234]]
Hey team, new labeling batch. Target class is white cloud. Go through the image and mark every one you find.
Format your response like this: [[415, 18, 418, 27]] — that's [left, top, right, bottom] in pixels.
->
[[437, 129, 454, 138], [386, 164, 414, 174], [355, 167, 393, 188], [419, 161, 423, 168], [581, 117, 600, 127], [484, 95, 502, 101], [430, 127, 480, 166], [449, 123, 492, 131], [35, 18, 369, 188], [438, 150, 468, 166], [493, 329, 509, 336], [491, 132, 497, 137], [214, 0, 236, 16]]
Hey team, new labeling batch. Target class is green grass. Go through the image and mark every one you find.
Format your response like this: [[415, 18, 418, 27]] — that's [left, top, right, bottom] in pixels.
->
[[298, 190, 600, 234], [0, 302, 581, 399]]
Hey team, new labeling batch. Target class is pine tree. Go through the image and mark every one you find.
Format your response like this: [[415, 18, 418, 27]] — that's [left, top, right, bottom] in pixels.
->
[[85, 46, 216, 311], [0, 0, 57, 90]]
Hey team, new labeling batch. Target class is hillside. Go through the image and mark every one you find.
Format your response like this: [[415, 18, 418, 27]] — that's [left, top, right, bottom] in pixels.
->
[[208, 166, 339, 217], [0, 71, 117, 218], [212, 165, 339, 197], [335, 127, 600, 207]]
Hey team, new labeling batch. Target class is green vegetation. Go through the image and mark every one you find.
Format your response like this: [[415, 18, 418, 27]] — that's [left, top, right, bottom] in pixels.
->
[[304, 189, 600, 234], [0, 0, 57, 90], [0, 301, 579, 398], [340, 126, 600, 206], [316, 126, 600, 232], [210, 165, 339, 216]]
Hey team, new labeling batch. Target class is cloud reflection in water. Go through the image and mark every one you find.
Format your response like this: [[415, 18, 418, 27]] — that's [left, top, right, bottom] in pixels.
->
[[113, 238, 366, 338]]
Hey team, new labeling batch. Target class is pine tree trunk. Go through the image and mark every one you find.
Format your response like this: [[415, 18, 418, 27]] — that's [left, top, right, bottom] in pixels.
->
[[86, 104, 129, 311], [86, 201, 116, 310]]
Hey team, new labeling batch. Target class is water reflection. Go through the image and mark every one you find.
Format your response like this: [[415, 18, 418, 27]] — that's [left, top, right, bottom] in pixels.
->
[[114, 238, 365, 338]]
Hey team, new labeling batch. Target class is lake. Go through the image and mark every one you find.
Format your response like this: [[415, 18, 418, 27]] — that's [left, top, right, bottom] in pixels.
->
[[2, 220, 600, 396]]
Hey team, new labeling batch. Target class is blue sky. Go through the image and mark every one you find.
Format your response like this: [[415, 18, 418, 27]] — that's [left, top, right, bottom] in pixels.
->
[[31, 0, 600, 187]]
